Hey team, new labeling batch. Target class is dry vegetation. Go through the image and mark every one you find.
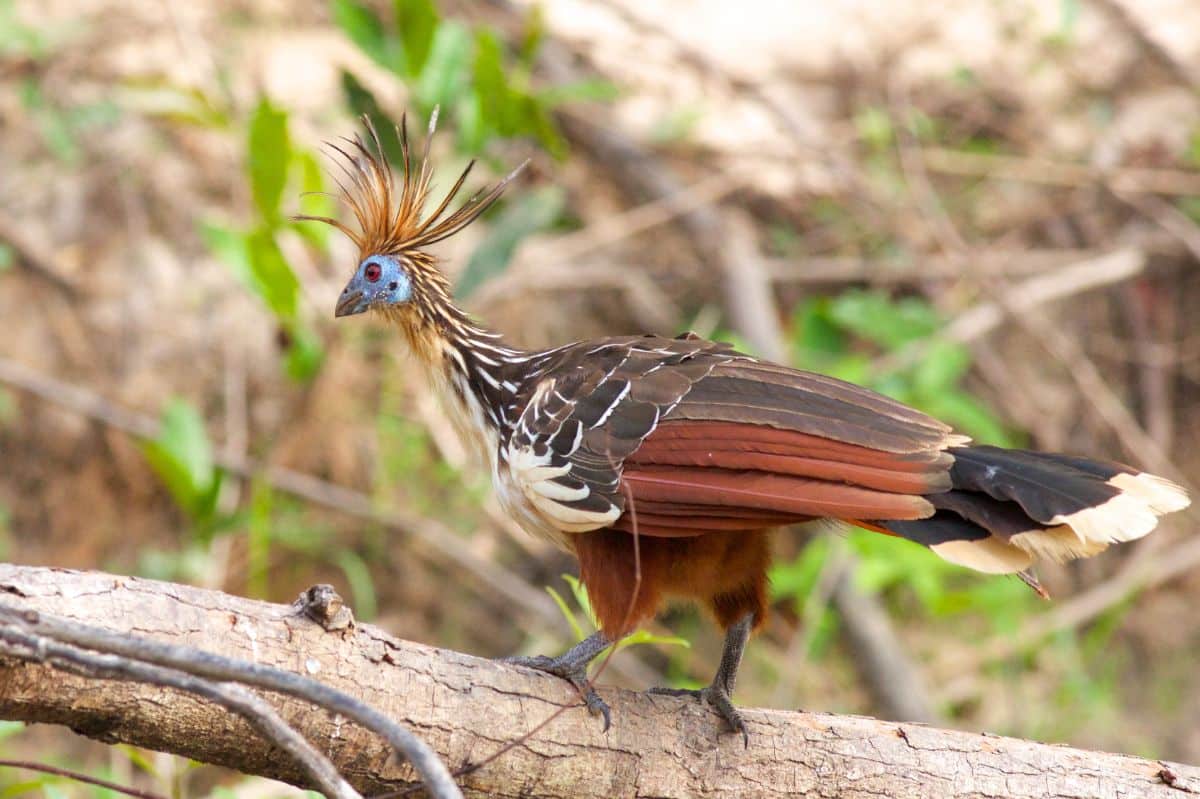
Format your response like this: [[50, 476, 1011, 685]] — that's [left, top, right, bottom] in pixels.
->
[[1, 0, 1199, 794]]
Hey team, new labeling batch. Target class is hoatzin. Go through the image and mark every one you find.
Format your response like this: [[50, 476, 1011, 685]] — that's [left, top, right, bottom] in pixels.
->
[[305, 118, 1190, 743]]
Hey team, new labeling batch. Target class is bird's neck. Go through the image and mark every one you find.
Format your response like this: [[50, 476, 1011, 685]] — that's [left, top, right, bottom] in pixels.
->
[[386, 300, 527, 451]]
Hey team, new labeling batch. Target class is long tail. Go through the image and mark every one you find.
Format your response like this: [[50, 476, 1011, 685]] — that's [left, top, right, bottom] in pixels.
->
[[878, 445, 1190, 578]]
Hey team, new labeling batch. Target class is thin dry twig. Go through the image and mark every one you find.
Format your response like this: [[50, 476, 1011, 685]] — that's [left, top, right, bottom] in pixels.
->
[[920, 147, 1200, 196], [0, 602, 457, 799], [0, 211, 77, 296], [0, 759, 166, 799]]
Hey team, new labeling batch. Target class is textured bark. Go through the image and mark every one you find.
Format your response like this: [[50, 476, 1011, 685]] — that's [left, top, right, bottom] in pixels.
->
[[0, 564, 1194, 798]]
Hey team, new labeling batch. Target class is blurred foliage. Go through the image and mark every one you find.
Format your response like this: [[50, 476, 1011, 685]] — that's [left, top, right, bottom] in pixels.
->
[[331, 0, 614, 158], [202, 98, 327, 383], [767, 289, 1034, 664], [790, 291, 1017, 446], [141, 400, 225, 536]]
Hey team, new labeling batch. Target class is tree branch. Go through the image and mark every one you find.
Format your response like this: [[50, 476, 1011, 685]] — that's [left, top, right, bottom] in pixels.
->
[[0, 564, 1194, 798]]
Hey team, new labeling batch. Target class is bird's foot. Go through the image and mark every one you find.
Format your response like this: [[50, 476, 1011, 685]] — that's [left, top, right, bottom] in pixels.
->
[[648, 683, 749, 747], [502, 653, 611, 731]]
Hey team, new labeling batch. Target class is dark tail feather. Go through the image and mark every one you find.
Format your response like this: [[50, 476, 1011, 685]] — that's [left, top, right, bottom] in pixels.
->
[[876, 445, 1189, 577]]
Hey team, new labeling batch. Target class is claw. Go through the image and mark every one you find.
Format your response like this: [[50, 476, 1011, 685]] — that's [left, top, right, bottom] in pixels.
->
[[648, 683, 749, 746], [503, 644, 611, 731]]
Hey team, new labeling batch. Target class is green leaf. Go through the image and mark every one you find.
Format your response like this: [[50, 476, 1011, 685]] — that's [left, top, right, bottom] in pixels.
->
[[142, 399, 220, 521], [854, 106, 894, 151], [415, 21, 472, 120], [394, 0, 438, 77], [537, 78, 621, 107], [247, 480, 272, 598], [472, 28, 511, 135], [562, 574, 597, 627], [829, 289, 942, 349], [911, 339, 970, 393], [0, 243, 12, 272], [768, 535, 831, 608], [517, 4, 545, 69], [201, 222, 253, 295], [546, 585, 587, 640], [247, 98, 290, 222], [616, 630, 690, 652], [334, 549, 378, 621], [245, 228, 301, 321], [457, 186, 564, 297], [515, 92, 567, 159], [331, 0, 399, 72], [292, 149, 333, 250], [792, 297, 846, 359], [284, 324, 325, 382]]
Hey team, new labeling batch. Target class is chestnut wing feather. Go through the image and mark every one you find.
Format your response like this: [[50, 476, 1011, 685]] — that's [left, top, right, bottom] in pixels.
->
[[505, 337, 962, 537]]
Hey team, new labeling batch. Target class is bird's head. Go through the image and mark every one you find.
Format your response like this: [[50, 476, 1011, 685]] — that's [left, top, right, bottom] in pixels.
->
[[334, 253, 412, 318], [300, 112, 523, 328]]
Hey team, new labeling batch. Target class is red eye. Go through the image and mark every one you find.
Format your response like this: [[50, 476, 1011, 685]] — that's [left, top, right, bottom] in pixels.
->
[[364, 262, 382, 283]]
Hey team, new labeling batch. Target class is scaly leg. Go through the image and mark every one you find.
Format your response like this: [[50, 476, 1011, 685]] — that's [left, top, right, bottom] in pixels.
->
[[649, 612, 754, 747], [502, 631, 613, 730]]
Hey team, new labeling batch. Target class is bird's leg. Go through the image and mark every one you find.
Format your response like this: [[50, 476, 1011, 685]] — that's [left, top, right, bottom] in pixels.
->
[[501, 631, 613, 730], [648, 612, 754, 746]]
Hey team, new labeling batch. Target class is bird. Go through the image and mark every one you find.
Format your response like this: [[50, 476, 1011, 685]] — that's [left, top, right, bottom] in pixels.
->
[[303, 115, 1191, 745]]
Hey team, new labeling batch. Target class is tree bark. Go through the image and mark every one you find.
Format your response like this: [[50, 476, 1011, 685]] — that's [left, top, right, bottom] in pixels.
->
[[0, 564, 1194, 799]]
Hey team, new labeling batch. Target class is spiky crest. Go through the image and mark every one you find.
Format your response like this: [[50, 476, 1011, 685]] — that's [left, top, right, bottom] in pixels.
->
[[297, 111, 525, 271]]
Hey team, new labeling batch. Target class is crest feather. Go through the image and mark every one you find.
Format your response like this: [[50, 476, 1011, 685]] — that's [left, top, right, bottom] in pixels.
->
[[297, 111, 526, 260]]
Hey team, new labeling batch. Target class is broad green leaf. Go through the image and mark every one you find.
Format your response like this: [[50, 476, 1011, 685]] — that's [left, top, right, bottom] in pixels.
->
[[246, 228, 300, 320], [394, 0, 438, 77], [331, 0, 399, 72], [911, 339, 970, 393], [829, 289, 941, 349], [247, 98, 290, 222], [142, 399, 220, 520], [415, 21, 471, 119], [516, 92, 567, 159], [457, 186, 564, 298], [792, 297, 846, 359], [0, 243, 12, 271], [472, 28, 511, 135]]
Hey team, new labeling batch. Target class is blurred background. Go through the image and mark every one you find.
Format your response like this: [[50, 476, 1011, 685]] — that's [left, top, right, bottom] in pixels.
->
[[2, 0, 1200, 795]]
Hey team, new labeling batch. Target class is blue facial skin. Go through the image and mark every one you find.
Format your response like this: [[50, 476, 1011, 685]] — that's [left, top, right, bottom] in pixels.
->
[[334, 254, 413, 317]]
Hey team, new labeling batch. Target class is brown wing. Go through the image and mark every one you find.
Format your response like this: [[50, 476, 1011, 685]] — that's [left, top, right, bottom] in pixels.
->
[[614, 358, 964, 537]]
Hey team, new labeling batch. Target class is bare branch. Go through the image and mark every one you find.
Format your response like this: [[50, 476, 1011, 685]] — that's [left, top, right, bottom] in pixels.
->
[[0, 564, 1195, 798]]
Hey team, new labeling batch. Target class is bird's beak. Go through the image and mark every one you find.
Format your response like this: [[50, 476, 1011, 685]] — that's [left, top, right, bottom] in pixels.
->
[[335, 284, 368, 318]]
